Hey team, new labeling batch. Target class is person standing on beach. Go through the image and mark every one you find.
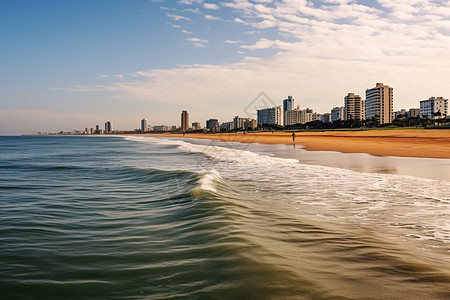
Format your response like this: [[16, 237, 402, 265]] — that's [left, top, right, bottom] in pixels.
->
[[292, 132, 296, 143]]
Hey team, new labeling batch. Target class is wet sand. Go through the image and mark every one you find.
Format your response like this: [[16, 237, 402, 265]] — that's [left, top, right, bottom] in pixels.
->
[[143, 129, 450, 159]]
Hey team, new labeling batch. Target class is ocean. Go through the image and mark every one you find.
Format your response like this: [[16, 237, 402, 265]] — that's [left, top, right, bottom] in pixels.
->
[[0, 135, 449, 299]]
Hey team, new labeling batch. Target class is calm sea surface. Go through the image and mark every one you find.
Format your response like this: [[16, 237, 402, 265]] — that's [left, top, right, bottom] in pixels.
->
[[1, 135, 449, 299]]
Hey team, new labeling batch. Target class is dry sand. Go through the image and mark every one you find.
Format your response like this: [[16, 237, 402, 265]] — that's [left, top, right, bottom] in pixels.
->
[[142, 129, 450, 159]]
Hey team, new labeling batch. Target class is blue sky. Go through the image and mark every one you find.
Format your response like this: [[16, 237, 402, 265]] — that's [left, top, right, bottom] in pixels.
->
[[1, 0, 450, 134]]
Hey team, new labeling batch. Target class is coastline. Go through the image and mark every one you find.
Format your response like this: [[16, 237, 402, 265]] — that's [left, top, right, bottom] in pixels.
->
[[138, 129, 450, 159]]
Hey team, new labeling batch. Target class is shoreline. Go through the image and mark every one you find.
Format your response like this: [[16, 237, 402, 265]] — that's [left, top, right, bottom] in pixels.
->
[[137, 129, 450, 159]]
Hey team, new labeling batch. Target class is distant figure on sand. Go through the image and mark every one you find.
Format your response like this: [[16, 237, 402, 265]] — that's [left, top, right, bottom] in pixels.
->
[[292, 132, 296, 143]]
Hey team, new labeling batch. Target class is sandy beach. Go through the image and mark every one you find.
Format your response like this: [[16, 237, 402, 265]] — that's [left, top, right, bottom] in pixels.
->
[[142, 129, 450, 159]]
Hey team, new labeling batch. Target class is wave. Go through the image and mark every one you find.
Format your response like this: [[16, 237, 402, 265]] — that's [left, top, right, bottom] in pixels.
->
[[191, 170, 223, 197]]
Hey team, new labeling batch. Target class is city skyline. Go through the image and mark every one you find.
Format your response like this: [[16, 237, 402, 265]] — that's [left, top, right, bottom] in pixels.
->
[[1, 0, 450, 134]]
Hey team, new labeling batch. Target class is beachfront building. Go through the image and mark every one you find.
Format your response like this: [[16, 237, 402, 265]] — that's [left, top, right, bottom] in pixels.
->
[[220, 121, 234, 131], [394, 109, 407, 119], [408, 108, 420, 118], [244, 119, 257, 130], [286, 107, 300, 125], [285, 107, 319, 125], [192, 122, 201, 130], [321, 113, 331, 123], [181, 110, 189, 132], [344, 93, 363, 121], [311, 112, 322, 121], [365, 83, 394, 124], [331, 107, 345, 122], [206, 119, 219, 131], [154, 125, 169, 132], [104, 121, 112, 133], [257, 106, 282, 126], [233, 116, 256, 130], [420, 97, 448, 119], [141, 118, 148, 132], [282, 95, 295, 126]]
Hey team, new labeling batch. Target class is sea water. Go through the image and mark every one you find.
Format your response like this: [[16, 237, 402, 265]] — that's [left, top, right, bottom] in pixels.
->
[[0, 135, 449, 299]]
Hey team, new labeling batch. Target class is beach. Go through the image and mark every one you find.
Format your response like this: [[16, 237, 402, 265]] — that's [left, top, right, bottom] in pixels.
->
[[145, 129, 450, 159]]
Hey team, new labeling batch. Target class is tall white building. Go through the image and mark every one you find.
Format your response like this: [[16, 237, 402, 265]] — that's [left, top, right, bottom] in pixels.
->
[[141, 118, 148, 132], [282, 95, 295, 126], [420, 97, 448, 119], [365, 83, 393, 124], [331, 107, 345, 122], [257, 106, 282, 126]]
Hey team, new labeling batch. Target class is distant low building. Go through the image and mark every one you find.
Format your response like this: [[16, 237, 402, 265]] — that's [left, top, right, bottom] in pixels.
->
[[206, 119, 219, 132], [408, 108, 420, 118], [394, 109, 407, 119], [154, 125, 169, 132], [331, 107, 345, 122], [233, 116, 256, 130], [192, 122, 201, 130], [420, 97, 448, 119], [244, 119, 257, 130], [321, 113, 331, 123], [220, 121, 234, 131], [285, 106, 320, 125]]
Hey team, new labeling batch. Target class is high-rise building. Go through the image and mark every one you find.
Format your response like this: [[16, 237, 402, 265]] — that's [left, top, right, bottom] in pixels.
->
[[141, 118, 148, 132], [331, 107, 345, 122], [282, 96, 295, 126], [420, 97, 448, 119], [365, 83, 393, 124], [257, 106, 282, 126], [344, 93, 363, 121], [181, 110, 189, 132], [104, 121, 112, 133]]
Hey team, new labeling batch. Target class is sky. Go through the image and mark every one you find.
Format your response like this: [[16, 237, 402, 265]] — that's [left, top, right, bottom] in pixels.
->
[[1, 0, 449, 134]]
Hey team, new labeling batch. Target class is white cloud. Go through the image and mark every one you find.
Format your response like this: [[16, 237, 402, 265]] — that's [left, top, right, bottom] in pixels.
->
[[181, 29, 193, 34], [184, 8, 201, 13], [240, 38, 295, 50], [99, 74, 125, 79], [178, 0, 203, 5], [205, 14, 222, 20], [223, 39, 243, 44], [166, 13, 192, 21], [186, 37, 210, 47], [204, 3, 220, 10], [234, 17, 248, 25]]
